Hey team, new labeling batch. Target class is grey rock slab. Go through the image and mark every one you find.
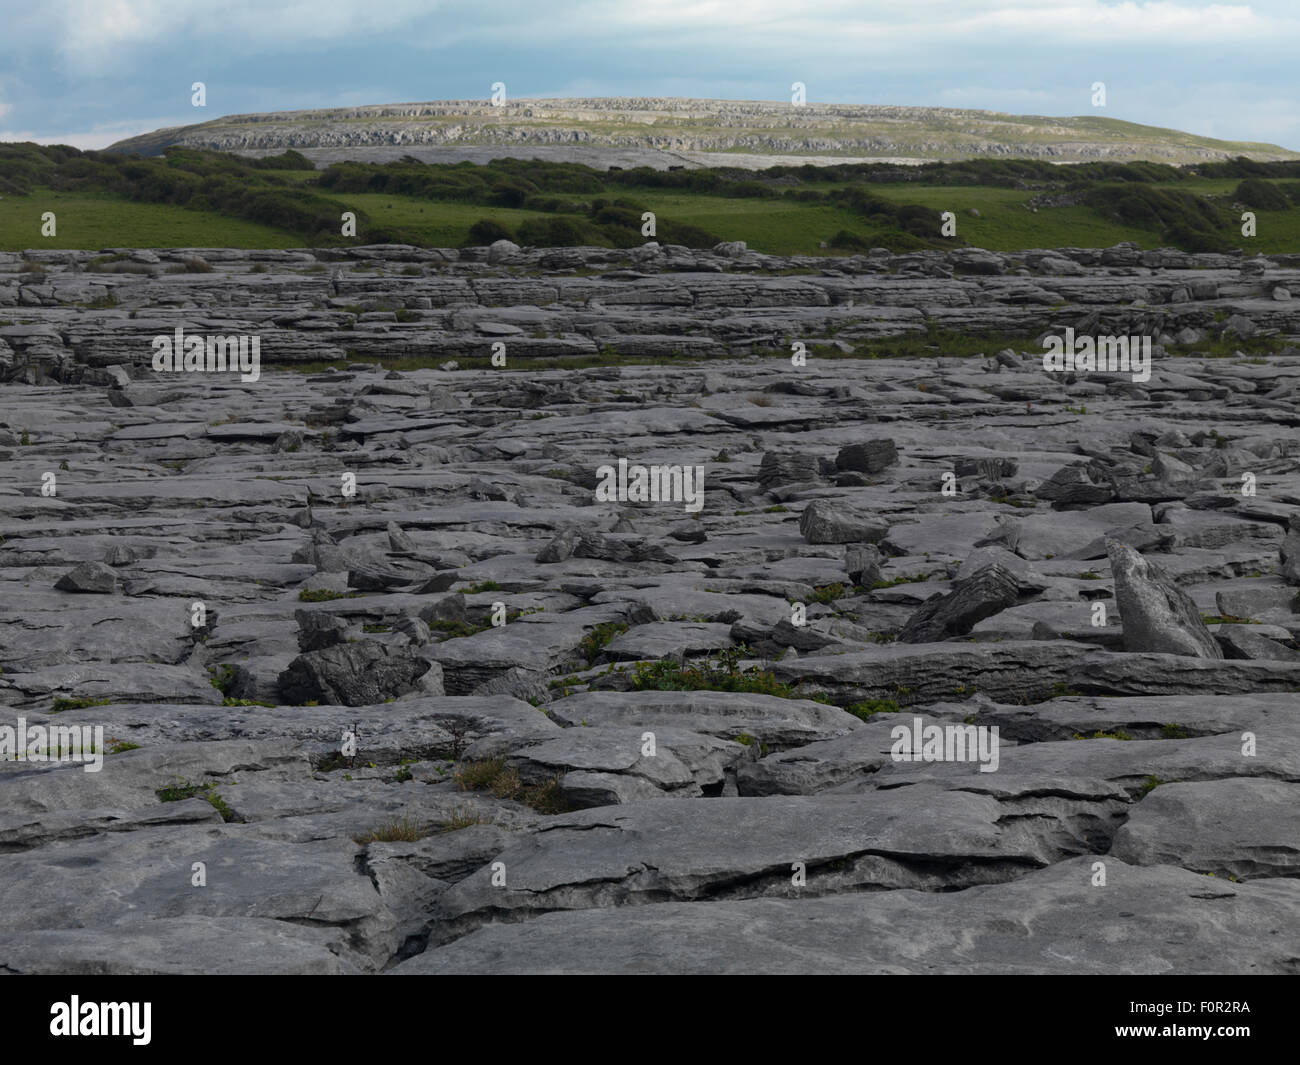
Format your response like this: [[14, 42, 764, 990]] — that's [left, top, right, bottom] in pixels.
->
[[969, 692, 1300, 742], [398, 856, 1300, 974], [277, 640, 432, 706], [423, 607, 627, 692], [737, 716, 923, 796], [545, 690, 862, 747], [601, 621, 733, 661], [0, 916, 364, 974], [429, 790, 1064, 943], [504, 725, 748, 795], [26, 696, 560, 765], [769, 641, 1300, 703], [798, 499, 889, 544], [1215, 623, 1300, 661], [897, 563, 1020, 643], [0, 740, 306, 818], [1110, 778, 1300, 880], [854, 722, 1300, 801], [0, 662, 221, 709], [0, 827, 398, 970]]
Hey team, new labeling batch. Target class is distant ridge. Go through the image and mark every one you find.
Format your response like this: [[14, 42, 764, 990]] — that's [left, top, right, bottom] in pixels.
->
[[106, 97, 1300, 169]]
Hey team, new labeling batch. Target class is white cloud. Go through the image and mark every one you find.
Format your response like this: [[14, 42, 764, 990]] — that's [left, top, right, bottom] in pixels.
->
[[0, 117, 180, 149], [37, 0, 442, 73]]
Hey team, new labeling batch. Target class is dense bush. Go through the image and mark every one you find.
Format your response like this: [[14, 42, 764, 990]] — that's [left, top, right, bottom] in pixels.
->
[[465, 218, 516, 245], [1234, 178, 1291, 210], [515, 215, 599, 247]]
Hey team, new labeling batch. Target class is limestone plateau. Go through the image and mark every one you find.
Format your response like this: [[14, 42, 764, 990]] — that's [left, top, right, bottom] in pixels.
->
[[2, 238, 1300, 974], [107, 98, 1300, 169]]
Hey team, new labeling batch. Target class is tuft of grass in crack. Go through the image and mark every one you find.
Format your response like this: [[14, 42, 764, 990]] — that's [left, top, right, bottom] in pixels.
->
[[440, 805, 494, 832], [297, 588, 361, 602], [454, 758, 575, 814], [155, 777, 239, 822], [847, 698, 902, 721], [50, 696, 110, 713], [579, 621, 629, 667], [352, 816, 429, 844]]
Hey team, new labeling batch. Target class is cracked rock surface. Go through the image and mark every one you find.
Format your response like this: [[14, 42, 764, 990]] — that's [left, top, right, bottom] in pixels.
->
[[2, 241, 1299, 974]]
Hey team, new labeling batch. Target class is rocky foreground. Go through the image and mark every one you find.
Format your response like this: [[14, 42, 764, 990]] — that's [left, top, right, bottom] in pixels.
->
[[1, 241, 1299, 974]]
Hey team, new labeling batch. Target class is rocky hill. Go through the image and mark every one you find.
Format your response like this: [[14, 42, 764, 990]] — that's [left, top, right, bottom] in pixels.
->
[[106, 98, 1300, 169]]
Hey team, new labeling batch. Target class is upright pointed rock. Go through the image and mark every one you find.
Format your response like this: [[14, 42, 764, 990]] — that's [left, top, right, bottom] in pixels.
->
[[1107, 539, 1222, 658]]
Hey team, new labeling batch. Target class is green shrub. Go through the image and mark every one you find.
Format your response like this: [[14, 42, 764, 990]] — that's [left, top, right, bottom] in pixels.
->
[[1234, 178, 1290, 211], [466, 218, 515, 245]]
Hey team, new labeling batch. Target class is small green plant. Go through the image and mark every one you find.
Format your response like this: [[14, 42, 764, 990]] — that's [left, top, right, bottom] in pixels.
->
[[206, 789, 237, 822], [352, 816, 428, 844], [50, 696, 110, 713], [454, 758, 511, 793], [1138, 774, 1162, 797], [106, 738, 140, 754], [429, 618, 492, 639], [440, 805, 493, 832], [1073, 729, 1133, 741], [847, 698, 901, 720], [1161, 723, 1190, 739], [578, 621, 629, 667], [809, 583, 845, 604], [461, 580, 501, 594], [208, 664, 236, 696], [297, 588, 359, 602], [630, 647, 796, 699], [1051, 682, 1084, 697], [454, 758, 575, 813]]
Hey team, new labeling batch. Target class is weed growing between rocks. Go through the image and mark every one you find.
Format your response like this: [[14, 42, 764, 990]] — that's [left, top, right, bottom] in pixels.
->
[[155, 778, 239, 822], [630, 645, 797, 699], [352, 816, 429, 844], [454, 758, 574, 814]]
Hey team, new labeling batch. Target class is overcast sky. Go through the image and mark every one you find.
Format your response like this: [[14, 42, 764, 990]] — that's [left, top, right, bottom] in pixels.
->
[[2, 0, 1297, 151]]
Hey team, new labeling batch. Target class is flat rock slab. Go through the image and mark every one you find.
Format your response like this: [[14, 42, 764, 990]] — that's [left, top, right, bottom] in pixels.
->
[[398, 856, 1300, 974], [430, 790, 1068, 943], [1110, 778, 1300, 880], [546, 690, 862, 747]]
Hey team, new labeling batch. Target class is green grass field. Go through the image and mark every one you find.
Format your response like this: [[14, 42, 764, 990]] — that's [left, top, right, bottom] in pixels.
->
[[0, 188, 304, 250], [3, 142, 1299, 254], [8, 182, 1298, 255]]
